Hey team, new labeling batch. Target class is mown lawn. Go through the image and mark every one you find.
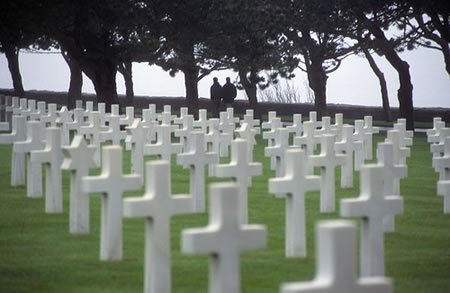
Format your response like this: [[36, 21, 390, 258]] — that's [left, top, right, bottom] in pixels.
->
[[0, 131, 449, 293]]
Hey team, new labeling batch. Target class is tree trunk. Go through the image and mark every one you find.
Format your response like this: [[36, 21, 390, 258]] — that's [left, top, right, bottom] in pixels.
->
[[62, 50, 83, 110], [118, 61, 134, 106], [306, 61, 328, 118], [362, 47, 392, 121], [371, 27, 415, 130], [86, 60, 120, 112], [239, 69, 260, 119], [4, 44, 25, 98], [183, 67, 200, 119]]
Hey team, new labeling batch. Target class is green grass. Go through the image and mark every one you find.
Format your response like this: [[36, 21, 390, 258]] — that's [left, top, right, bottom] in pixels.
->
[[0, 132, 449, 293]]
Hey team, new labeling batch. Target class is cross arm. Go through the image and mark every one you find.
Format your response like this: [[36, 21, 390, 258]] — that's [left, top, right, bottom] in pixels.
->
[[182, 227, 218, 254]]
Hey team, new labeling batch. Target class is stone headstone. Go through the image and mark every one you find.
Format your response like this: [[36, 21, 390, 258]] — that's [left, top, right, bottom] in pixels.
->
[[82, 145, 142, 260], [280, 220, 392, 293], [235, 122, 258, 164], [66, 108, 87, 139], [97, 103, 107, 126], [310, 134, 346, 213], [341, 165, 403, 277], [57, 106, 73, 146], [177, 131, 218, 212], [124, 161, 196, 293], [104, 104, 121, 123], [269, 149, 320, 257], [240, 109, 260, 131], [30, 101, 46, 121], [182, 182, 266, 293], [427, 117, 442, 140], [61, 135, 97, 234], [376, 142, 407, 232], [205, 118, 221, 176], [215, 139, 262, 224], [218, 111, 235, 157], [31, 127, 64, 214], [335, 125, 363, 188], [5, 96, 18, 126], [142, 108, 158, 143], [40, 103, 58, 128], [75, 99, 83, 109], [430, 128, 450, 162], [394, 119, 413, 148], [13, 121, 45, 198], [386, 129, 411, 168], [0, 115, 26, 186], [262, 117, 282, 170]]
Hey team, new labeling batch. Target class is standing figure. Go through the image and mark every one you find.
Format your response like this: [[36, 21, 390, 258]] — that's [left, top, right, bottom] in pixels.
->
[[222, 77, 237, 109], [210, 77, 222, 118]]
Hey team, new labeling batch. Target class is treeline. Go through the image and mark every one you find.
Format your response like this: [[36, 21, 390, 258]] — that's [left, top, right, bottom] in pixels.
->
[[0, 0, 448, 129]]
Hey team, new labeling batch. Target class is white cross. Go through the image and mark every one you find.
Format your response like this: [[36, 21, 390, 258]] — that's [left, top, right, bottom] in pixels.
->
[[310, 134, 346, 213], [40, 103, 58, 128], [97, 103, 107, 126], [174, 107, 189, 126], [437, 180, 450, 213], [386, 129, 411, 166], [215, 139, 262, 224], [394, 119, 413, 148], [79, 111, 106, 166], [235, 122, 258, 164], [261, 111, 278, 167], [315, 116, 333, 136], [219, 111, 235, 157], [57, 106, 73, 146], [341, 165, 403, 277], [353, 120, 369, 170], [104, 104, 121, 123], [75, 99, 83, 109], [205, 118, 221, 176], [286, 114, 302, 137], [430, 128, 450, 162], [142, 108, 158, 143], [125, 118, 145, 176], [13, 121, 45, 198], [174, 114, 194, 151], [262, 117, 282, 170], [61, 135, 97, 234], [427, 117, 442, 140], [21, 99, 36, 120], [83, 101, 94, 121], [269, 149, 320, 257], [30, 101, 46, 122], [182, 182, 266, 293], [294, 121, 320, 175], [177, 131, 218, 212], [331, 113, 344, 141], [363, 116, 380, 160], [31, 127, 64, 214], [226, 107, 240, 124], [307, 111, 321, 130], [124, 160, 195, 293], [376, 142, 407, 232], [100, 115, 127, 146], [119, 106, 135, 126], [193, 109, 208, 133], [433, 136, 450, 182], [82, 145, 142, 260], [281, 220, 392, 293], [16, 98, 28, 116], [66, 108, 86, 138], [5, 96, 19, 125], [265, 128, 294, 197], [240, 109, 260, 131], [0, 115, 26, 186], [144, 118, 182, 162], [335, 125, 363, 188]]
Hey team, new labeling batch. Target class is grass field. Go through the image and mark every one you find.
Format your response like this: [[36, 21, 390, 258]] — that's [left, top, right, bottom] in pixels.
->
[[0, 131, 449, 293]]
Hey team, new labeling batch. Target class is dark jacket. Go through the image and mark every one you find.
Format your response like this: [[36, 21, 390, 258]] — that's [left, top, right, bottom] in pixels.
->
[[210, 82, 222, 100], [222, 82, 237, 103]]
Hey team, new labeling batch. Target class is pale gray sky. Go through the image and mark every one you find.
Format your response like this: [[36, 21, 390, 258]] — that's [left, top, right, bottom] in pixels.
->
[[0, 46, 448, 108]]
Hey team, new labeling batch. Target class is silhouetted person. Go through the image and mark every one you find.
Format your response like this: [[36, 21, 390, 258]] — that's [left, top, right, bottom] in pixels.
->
[[210, 77, 222, 118], [222, 77, 237, 109]]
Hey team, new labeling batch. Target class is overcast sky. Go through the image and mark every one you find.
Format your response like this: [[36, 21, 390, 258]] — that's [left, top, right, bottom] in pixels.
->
[[0, 46, 448, 108]]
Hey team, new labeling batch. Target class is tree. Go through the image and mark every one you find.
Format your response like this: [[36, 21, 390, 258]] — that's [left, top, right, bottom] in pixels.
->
[[283, 0, 357, 118], [205, 0, 296, 118], [61, 49, 83, 109], [118, 61, 134, 106], [0, 1, 44, 98], [397, 1, 450, 75]]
